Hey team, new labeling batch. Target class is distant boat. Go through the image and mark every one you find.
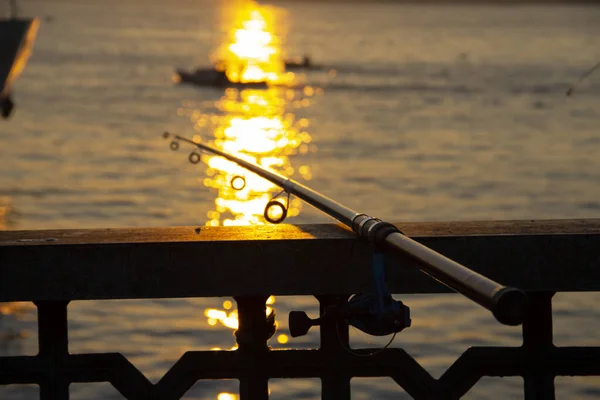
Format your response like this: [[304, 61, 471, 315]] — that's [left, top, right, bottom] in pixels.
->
[[1, 0, 39, 119], [174, 67, 268, 89], [284, 55, 322, 71]]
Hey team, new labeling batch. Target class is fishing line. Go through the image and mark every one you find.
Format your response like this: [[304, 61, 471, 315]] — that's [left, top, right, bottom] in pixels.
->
[[336, 320, 397, 357], [566, 62, 600, 96]]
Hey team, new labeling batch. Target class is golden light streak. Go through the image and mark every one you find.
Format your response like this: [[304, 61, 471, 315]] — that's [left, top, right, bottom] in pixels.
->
[[212, 1, 295, 85], [205, 309, 239, 330], [180, 1, 323, 356], [198, 86, 315, 227], [203, 305, 276, 332]]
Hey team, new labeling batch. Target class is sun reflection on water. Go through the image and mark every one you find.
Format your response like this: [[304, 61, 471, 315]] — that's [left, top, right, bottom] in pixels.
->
[[179, 5, 317, 393], [212, 0, 295, 86], [204, 296, 276, 332], [197, 88, 316, 227]]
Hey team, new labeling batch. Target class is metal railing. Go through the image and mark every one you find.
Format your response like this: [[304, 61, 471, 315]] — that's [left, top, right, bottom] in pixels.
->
[[1, 219, 600, 399]]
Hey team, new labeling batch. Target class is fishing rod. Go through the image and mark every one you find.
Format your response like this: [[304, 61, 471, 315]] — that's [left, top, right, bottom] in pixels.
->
[[566, 61, 600, 96], [164, 132, 529, 336]]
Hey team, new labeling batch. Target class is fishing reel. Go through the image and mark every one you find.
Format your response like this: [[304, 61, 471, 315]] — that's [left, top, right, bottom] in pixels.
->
[[289, 249, 411, 341], [289, 293, 411, 338]]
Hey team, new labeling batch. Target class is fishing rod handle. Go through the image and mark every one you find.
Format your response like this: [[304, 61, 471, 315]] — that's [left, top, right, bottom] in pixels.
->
[[353, 215, 529, 326], [386, 232, 528, 326]]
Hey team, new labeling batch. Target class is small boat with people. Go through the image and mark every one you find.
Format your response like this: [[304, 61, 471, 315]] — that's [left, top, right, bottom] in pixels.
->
[[174, 54, 321, 90], [284, 55, 322, 71], [174, 66, 268, 89]]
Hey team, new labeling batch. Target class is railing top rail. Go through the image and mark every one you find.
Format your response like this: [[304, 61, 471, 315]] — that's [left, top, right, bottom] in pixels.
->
[[1, 219, 599, 302], [2, 219, 599, 247]]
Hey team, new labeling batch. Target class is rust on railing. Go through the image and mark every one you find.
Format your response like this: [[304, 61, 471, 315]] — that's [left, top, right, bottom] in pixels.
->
[[1, 220, 600, 399]]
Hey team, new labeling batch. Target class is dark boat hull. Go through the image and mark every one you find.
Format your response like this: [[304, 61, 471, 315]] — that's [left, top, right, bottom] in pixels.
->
[[1, 18, 39, 118], [175, 68, 268, 89], [284, 62, 323, 71]]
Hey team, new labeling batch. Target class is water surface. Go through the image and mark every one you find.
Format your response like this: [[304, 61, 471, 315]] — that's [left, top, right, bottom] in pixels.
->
[[1, 0, 600, 398]]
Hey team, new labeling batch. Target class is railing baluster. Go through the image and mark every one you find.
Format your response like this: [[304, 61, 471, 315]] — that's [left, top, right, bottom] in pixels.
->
[[234, 296, 272, 400], [523, 292, 556, 400], [35, 301, 70, 400], [318, 295, 351, 400]]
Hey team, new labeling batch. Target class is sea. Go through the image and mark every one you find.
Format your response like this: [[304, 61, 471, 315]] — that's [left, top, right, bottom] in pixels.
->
[[1, 0, 600, 398]]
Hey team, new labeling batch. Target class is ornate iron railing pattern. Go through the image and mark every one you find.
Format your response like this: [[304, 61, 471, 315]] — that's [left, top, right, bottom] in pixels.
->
[[1, 220, 600, 399]]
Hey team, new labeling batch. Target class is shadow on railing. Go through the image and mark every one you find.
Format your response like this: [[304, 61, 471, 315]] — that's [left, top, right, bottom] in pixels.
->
[[1, 220, 600, 399]]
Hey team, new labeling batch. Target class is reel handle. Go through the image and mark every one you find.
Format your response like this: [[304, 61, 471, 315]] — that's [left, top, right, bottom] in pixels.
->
[[288, 298, 411, 338], [289, 311, 320, 338], [289, 305, 341, 337]]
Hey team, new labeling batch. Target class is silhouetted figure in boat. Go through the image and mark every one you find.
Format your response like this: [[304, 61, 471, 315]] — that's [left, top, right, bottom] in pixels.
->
[[285, 55, 322, 71], [285, 55, 310, 70]]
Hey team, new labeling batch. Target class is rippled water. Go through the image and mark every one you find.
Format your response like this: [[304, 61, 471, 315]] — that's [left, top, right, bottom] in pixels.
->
[[1, 0, 600, 398]]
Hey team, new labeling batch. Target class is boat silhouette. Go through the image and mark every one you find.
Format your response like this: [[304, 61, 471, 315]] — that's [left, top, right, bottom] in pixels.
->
[[0, 0, 39, 119], [174, 66, 268, 89]]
